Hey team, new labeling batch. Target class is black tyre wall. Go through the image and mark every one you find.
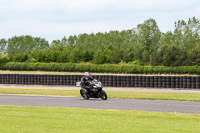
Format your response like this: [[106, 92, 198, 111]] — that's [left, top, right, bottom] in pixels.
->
[[0, 74, 199, 89]]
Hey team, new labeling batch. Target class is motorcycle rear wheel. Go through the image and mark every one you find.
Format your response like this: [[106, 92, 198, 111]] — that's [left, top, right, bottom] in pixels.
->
[[100, 90, 107, 100]]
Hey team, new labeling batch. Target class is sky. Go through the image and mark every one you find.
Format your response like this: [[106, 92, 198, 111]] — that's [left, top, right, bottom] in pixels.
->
[[0, 0, 200, 43]]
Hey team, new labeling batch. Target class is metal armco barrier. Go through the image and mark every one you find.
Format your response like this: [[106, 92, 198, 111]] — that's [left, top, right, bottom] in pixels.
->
[[0, 74, 199, 88]]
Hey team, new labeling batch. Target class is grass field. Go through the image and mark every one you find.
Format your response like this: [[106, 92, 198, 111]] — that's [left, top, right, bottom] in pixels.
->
[[0, 70, 132, 75], [0, 87, 199, 132], [0, 105, 200, 133], [0, 70, 196, 76], [0, 87, 200, 101]]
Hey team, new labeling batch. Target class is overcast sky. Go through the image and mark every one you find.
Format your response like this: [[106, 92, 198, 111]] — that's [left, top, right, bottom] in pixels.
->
[[0, 0, 200, 42]]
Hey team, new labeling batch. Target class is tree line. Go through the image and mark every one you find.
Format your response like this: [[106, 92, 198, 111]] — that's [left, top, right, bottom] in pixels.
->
[[0, 17, 200, 66]]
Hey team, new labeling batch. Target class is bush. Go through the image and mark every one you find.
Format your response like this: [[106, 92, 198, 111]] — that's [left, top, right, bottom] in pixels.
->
[[0, 62, 200, 74], [0, 55, 9, 63]]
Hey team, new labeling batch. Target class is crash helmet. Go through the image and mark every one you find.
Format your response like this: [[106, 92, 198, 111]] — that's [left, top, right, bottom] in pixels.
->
[[84, 72, 90, 80]]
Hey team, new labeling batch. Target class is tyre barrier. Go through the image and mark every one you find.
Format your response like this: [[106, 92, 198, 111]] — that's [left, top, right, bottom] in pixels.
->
[[196, 76, 200, 89], [175, 76, 180, 88], [0, 74, 199, 89], [158, 76, 162, 88]]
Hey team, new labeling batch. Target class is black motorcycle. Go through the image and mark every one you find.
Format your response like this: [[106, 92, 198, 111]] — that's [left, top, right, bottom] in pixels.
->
[[77, 79, 107, 100]]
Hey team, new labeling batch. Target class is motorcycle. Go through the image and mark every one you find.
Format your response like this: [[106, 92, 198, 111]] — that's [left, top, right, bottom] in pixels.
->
[[76, 79, 107, 100]]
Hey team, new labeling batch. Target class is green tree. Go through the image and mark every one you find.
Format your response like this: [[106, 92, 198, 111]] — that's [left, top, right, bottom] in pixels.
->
[[0, 39, 7, 55], [7, 35, 49, 55], [135, 18, 161, 64]]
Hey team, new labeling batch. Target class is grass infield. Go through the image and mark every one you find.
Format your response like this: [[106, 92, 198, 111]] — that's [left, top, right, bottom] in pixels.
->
[[0, 70, 196, 75], [0, 105, 200, 133], [0, 87, 200, 101]]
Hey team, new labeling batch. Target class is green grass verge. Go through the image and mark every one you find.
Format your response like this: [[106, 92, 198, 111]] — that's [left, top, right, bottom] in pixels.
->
[[0, 105, 200, 133], [0, 87, 200, 101]]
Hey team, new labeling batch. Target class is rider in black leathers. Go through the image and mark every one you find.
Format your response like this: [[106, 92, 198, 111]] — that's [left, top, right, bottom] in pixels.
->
[[81, 72, 94, 94]]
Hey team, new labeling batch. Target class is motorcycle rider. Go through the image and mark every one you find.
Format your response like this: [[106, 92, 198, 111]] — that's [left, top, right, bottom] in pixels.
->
[[81, 72, 94, 94]]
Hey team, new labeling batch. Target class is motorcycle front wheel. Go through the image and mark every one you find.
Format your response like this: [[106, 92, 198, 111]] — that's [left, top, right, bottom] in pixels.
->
[[99, 90, 107, 100], [80, 89, 89, 100]]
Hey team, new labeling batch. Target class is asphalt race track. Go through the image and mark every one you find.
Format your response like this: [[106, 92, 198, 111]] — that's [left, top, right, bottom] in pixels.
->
[[0, 94, 200, 114]]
